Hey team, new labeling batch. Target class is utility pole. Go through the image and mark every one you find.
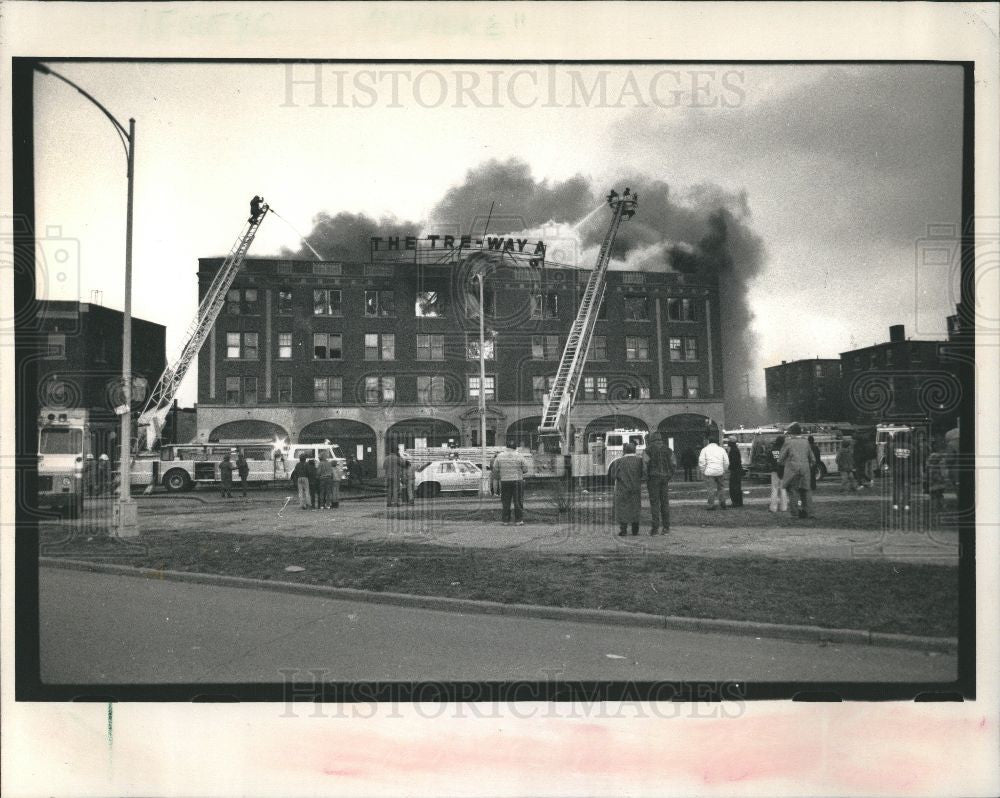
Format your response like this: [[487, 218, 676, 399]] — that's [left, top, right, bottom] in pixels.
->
[[477, 202, 494, 497], [117, 116, 138, 535], [34, 64, 139, 536]]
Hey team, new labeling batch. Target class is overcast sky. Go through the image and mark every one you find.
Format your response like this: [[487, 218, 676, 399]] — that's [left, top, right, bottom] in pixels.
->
[[32, 62, 964, 408]]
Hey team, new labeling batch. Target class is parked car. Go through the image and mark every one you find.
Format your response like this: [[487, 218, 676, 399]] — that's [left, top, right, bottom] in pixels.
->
[[413, 458, 485, 497]]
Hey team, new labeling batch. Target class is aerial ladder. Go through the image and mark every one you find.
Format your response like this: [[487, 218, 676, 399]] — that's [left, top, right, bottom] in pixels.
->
[[135, 201, 270, 454], [538, 188, 638, 450]]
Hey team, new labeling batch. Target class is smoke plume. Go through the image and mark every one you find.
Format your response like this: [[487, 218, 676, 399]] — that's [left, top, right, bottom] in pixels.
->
[[286, 157, 767, 423], [280, 211, 420, 262]]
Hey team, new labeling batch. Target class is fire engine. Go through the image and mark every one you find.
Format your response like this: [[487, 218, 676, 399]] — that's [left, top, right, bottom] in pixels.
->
[[37, 408, 89, 518]]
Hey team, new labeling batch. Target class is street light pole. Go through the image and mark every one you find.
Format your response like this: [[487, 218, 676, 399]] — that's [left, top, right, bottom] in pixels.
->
[[35, 64, 139, 536], [117, 117, 138, 536], [477, 272, 489, 495]]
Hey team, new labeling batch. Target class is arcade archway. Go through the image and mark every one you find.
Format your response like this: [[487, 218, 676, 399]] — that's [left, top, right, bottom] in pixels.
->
[[505, 416, 543, 450], [208, 420, 289, 443], [658, 413, 719, 463], [584, 414, 648, 442], [299, 419, 378, 477], [384, 418, 461, 454]]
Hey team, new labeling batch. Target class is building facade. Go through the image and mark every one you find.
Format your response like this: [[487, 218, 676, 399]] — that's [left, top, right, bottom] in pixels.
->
[[839, 324, 962, 431], [37, 301, 167, 458], [764, 358, 845, 422], [195, 255, 726, 475]]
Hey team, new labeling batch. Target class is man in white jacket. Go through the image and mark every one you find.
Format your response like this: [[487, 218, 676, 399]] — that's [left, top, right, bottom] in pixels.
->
[[698, 436, 730, 510]]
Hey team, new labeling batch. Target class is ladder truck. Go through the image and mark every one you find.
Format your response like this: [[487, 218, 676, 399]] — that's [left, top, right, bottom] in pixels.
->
[[537, 187, 638, 474], [135, 202, 270, 455]]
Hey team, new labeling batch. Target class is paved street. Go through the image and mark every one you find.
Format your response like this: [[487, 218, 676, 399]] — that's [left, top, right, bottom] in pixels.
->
[[40, 567, 955, 684]]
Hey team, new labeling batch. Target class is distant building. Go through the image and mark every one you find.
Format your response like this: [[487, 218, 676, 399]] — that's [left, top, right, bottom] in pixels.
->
[[37, 301, 166, 457], [839, 324, 961, 431], [764, 358, 845, 422]]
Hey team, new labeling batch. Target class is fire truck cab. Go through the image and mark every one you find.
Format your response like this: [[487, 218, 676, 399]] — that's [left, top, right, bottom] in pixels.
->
[[38, 408, 89, 518]]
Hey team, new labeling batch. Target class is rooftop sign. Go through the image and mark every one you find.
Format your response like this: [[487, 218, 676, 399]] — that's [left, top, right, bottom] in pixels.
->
[[370, 234, 546, 255], [370, 234, 547, 268]]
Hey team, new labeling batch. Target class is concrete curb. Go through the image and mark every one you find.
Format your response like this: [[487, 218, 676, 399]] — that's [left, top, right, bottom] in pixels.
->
[[40, 557, 958, 654]]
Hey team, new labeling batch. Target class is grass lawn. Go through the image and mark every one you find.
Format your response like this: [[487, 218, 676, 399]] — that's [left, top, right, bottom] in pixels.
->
[[40, 527, 958, 637], [388, 495, 954, 531]]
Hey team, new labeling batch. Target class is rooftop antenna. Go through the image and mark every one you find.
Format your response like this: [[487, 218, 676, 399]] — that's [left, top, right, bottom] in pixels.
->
[[481, 200, 495, 240]]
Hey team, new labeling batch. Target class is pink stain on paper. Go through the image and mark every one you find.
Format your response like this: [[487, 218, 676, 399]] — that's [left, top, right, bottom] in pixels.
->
[[261, 710, 992, 792]]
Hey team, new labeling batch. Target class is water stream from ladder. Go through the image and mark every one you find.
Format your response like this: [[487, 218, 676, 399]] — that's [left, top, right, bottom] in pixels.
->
[[268, 208, 326, 261], [571, 201, 607, 232]]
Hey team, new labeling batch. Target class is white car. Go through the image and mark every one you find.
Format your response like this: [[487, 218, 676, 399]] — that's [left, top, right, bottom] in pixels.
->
[[413, 459, 484, 497]]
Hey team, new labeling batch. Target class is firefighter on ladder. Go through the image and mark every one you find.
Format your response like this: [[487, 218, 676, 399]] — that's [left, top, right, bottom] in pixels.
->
[[249, 195, 267, 224]]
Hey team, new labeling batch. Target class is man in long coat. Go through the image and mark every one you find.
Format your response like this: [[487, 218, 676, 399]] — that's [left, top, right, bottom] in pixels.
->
[[643, 431, 676, 534], [610, 442, 644, 536], [383, 450, 404, 507], [779, 424, 816, 519]]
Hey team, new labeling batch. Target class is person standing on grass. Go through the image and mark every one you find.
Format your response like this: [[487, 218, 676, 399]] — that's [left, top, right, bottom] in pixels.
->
[[808, 435, 823, 490], [97, 453, 110, 496], [725, 438, 744, 507], [84, 453, 96, 497], [852, 434, 869, 489], [316, 451, 335, 509], [610, 442, 644, 536], [698, 436, 729, 510], [887, 429, 914, 513], [779, 424, 816, 519], [219, 453, 235, 499], [236, 449, 250, 497], [308, 456, 320, 509], [836, 440, 857, 493], [768, 435, 789, 513], [926, 446, 947, 524], [643, 431, 675, 534], [383, 449, 404, 507], [681, 447, 697, 482], [329, 458, 344, 509], [290, 452, 311, 509], [491, 439, 528, 526], [402, 459, 416, 505], [865, 435, 878, 486]]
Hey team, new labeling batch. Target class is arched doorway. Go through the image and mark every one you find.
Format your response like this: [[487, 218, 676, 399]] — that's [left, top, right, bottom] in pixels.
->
[[506, 416, 543, 450], [658, 413, 719, 462], [585, 414, 648, 440], [299, 419, 378, 478], [384, 418, 461, 454], [209, 420, 289, 443]]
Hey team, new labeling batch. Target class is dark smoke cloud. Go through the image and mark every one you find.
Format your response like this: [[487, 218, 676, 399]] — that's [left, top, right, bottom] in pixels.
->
[[287, 157, 767, 423], [576, 175, 767, 423], [429, 159, 597, 233], [666, 200, 768, 424], [280, 211, 420, 262]]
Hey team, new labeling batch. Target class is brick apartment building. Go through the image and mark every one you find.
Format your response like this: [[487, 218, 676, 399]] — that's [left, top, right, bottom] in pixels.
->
[[37, 301, 167, 457], [195, 252, 727, 476], [840, 324, 962, 431], [764, 358, 845, 422]]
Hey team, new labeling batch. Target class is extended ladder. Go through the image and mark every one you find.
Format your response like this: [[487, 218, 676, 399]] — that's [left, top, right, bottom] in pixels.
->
[[538, 189, 637, 445], [136, 206, 269, 451]]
